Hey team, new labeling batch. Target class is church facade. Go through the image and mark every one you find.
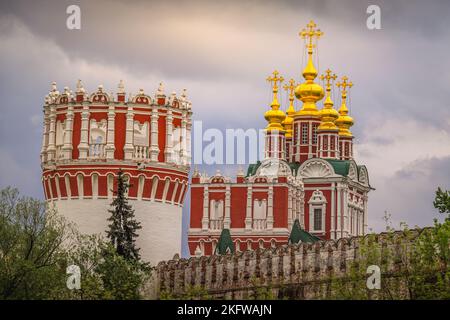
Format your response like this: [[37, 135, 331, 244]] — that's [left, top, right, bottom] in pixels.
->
[[188, 21, 372, 257]]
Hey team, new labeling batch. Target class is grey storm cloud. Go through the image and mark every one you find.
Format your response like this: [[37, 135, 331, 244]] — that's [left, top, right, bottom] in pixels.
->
[[0, 0, 449, 255]]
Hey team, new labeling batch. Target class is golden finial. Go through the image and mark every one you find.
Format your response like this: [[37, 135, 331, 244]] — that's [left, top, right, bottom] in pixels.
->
[[320, 68, 337, 94], [335, 76, 354, 136], [318, 69, 339, 131], [266, 70, 284, 109], [282, 79, 296, 138], [300, 20, 324, 55], [295, 20, 325, 116], [283, 79, 296, 116], [264, 70, 286, 131]]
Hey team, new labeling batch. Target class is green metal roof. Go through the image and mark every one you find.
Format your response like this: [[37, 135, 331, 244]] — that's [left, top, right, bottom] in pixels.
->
[[288, 219, 320, 244], [215, 229, 235, 255], [324, 159, 351, 177], [246, 161, 261, 177], [246, 161, 300, 177]]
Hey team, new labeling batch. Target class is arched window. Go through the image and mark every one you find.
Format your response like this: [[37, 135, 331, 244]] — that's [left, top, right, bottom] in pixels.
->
[[308, 189, 327, 233]]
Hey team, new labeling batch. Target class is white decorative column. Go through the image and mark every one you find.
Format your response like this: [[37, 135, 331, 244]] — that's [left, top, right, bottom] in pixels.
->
[[330, 182, 336, 239], [201, 186, 209, 230], [245, 186, 253, 230], [62, 106, 74, 160], [299, 188, 305, 228], [180, 112, 187, 165], [186, 118, 192, 165], [363, 194, 368, 235], [164, 109, 173, 163], [40, 108, 50, 163], [336, 184, 342, 238], [46, 105, 57, 161], [105, 105, 115, 159], [78, 106, 90, 159], [287, 187, 293, 230], [224, 185, 231, 229], [267, 185, 274, 230], [150, 106, 159, 161], [124, 106, 134, 160], [343, 188, 349, 237]]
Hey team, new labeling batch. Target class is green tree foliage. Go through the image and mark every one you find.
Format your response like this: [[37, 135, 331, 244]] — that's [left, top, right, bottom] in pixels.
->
[[106, 169, 142, 261], [0, 187, 151, 300], [67, 234, 152, 300], [327, 187, 450, 300], [0, 187, 70, 299], [433, 187, 450, 214]]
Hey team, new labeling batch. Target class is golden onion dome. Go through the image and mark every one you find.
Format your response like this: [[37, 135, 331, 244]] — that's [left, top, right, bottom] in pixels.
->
[[295, 20, 325, 117], [318, 95, 339, 131], [335, 76, 354, 137], [335, 102, 354, 137], [265, 70, 286, 131], [318, 69, 339, 131], [282, 114, 294, 138], [265, 107, 286, 131]]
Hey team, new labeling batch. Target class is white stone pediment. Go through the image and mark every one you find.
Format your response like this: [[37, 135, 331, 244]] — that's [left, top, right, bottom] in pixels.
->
[[297, 159, 336, 179]]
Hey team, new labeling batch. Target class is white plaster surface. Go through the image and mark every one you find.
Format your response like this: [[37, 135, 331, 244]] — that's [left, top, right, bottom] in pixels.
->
[[52, 199, 182, 266]]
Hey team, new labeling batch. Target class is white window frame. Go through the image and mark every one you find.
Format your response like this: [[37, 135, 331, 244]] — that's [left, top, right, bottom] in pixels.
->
[[308, 189, 327, 233]]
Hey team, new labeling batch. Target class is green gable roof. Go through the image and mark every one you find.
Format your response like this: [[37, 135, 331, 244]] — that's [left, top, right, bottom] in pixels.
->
[[215, 229, 235, 255], [288, 219, 321, 244], [324, 159, 351, 177], [246, 161, 261, 177]]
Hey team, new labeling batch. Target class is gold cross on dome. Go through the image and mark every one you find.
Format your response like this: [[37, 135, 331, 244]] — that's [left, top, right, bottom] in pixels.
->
[[300, 20, 323, 52], [266, 70, 284, 91], [283, 78, 296, 99], [320, 69, 337, 92], [336, 76, 353, 95]]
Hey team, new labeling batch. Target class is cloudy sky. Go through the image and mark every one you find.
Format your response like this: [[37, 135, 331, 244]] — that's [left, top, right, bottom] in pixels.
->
[[1, 0, 449, 255]]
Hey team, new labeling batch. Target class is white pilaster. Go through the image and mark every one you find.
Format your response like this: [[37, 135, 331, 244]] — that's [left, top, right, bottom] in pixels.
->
[[245, 186, 253, 230], [150, 106, 159, 161], [78, 106, 89, 159], [186, 119, 192, 165], [337, 184, 342, 238], [201, 186, 209, 230], [124, 106, 134, 160], [266, 185, 274, 230], [40, 108, 50, 163], [62, 106, 74, 160], [46, 105, 57, 161], [165, 109, 173, 163], [287, 187, 293, 230], [330, 182, 336, 239], [224, 185, 231, 229], [180, 112, 187, 165], [105, 105, 115, 159]]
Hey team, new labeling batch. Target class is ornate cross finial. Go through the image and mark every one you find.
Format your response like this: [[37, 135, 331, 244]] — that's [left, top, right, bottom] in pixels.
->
[[336, 76, 353, 96], [283, 78, 296, 114], [300, 20, 323, 54], [283, 78, 296, 100], [320, 69, 337, 92], [266, 70, 284, 90], [266, 70, 284, 108]]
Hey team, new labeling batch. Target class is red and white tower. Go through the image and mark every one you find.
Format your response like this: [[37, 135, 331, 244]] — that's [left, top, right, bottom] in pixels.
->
[[292, 21, 324, 163], [40, 80, 192, 265]]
